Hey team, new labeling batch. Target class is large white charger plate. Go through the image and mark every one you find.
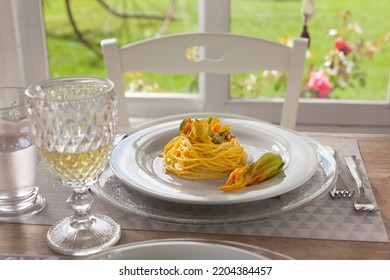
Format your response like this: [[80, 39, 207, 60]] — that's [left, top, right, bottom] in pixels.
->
[[110, 117, 318, 205], [85, 238, 292, 260]]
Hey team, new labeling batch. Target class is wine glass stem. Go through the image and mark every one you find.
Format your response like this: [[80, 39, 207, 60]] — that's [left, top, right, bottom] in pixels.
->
[[67, 186, 95, 229]]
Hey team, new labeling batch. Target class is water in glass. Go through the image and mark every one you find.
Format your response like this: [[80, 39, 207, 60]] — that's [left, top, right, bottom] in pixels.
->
[[0, 87, 46, 220]]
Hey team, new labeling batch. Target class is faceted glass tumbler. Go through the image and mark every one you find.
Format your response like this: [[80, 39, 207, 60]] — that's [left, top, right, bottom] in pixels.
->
[[0, 87, 46, 221], [25, 77, 121, 256]]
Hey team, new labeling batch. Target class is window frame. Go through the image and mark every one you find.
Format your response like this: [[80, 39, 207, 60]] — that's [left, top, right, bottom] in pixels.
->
[[4, 0, 390, 133], [125, 0, 390, 133], [0, 0, 48, 87]]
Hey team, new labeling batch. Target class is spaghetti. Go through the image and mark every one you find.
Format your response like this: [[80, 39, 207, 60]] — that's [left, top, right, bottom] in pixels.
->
[[163, 117, 247, 180]]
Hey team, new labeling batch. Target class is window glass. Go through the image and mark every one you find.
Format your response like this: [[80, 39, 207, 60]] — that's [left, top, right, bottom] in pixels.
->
[[230, 0, 390, 101], [44, 0, 198, 93]]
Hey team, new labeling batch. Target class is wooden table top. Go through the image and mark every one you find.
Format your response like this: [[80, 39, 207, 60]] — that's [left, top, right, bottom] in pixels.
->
[[1, 132, 389, 260]]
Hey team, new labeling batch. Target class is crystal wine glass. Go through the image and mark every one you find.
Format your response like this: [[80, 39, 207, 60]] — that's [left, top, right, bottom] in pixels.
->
[[25, 76, 121, 256]]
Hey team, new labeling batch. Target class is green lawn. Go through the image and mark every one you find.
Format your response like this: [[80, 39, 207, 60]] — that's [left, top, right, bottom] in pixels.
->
[[43, 0, 390, 100]]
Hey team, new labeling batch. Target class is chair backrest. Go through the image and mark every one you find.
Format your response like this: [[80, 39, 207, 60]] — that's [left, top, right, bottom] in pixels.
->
[[101, 32, 308, 129]]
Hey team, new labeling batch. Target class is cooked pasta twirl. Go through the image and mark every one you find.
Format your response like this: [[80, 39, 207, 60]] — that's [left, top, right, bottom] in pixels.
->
[[163, 117, 247, 180]]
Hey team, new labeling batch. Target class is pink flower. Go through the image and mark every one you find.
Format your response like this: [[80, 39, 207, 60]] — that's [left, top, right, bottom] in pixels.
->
[[306, 71, 331, 98], [334, 39, 352, 55]]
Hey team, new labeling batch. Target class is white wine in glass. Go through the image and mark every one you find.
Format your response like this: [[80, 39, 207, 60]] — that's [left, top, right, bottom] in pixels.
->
[[25, 76, 121, 256]]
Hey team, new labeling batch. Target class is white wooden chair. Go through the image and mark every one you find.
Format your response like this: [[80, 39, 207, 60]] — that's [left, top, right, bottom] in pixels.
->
[[101, 32, 308, 129]]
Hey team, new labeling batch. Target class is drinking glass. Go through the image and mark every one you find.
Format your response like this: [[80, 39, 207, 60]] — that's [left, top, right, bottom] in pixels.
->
[[25, 77, 121, 256], [0, 87, 46, 220]]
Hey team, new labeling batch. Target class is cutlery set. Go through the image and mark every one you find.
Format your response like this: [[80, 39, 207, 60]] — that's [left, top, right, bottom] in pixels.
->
[[326, 146, 378, 212]]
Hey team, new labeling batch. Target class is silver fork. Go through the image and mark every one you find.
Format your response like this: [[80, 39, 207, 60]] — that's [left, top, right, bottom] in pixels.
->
[[325, 146, 354, 198], [345, 155, 379, 212]]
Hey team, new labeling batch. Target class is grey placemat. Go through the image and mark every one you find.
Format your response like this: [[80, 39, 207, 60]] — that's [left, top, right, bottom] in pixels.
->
[[9, 138, 389, 243]]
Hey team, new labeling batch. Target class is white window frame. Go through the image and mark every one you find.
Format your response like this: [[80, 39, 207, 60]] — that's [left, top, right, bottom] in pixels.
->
[[3, 0, 389, 133], [125, 0, 390, 133], [0, 0, 48, 87]]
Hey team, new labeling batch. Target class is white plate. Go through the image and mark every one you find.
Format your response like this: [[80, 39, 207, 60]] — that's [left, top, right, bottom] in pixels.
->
[[94, 138, 335, 224], [85, 238, 292, 260], [110, 117, 317, 205]]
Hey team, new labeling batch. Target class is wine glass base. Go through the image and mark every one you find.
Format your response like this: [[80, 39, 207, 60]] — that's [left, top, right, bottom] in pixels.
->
[[0, 192, 46, 222], [46, 214, 121, 256]]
